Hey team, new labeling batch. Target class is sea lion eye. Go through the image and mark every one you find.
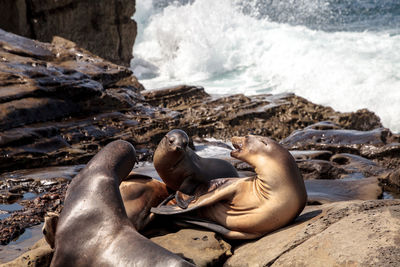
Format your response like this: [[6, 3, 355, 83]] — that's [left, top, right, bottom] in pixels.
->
[[168, 137, 175, 144]]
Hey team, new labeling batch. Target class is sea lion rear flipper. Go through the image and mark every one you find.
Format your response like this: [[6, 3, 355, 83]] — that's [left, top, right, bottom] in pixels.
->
[[176, 216, 261, 239]]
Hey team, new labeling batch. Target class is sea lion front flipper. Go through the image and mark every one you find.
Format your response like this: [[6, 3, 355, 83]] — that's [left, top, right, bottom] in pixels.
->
[[157, 193, 176, 207], [175, 191, 195, 209], [151, 178, 237, 215], [177, 175, 200, 196], [174, 175, 201, 209], [125, 172, 154, 181]]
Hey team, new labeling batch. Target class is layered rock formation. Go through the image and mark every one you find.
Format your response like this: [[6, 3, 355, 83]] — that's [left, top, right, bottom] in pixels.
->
[[0, 0, 136, 66]]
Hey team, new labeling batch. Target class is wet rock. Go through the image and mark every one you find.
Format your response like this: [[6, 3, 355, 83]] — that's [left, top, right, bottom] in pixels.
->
[[0, 30, 142, 132], [281, 126, 389, 152], [331, 153, 388, 178], [0, 184, 66, 245], [0, 0, 137, 66], [360, 142, 400, 169], [0, 30, 148, 172], [0, 165, 83, 182], [297, 153, 389, 180], [144, 86, 382, 141], [379, 167, 400, 195], [0, 192, 22, 202], [224, 200, 400, 266], [290, 150, 332, 161], [143, 85, 209, 108], [151, 229, 232, 267], [281, 125, 400, 168], [1, 238, 53, 267], [305, 177, 382, 204], [297, 159, 345, 180]]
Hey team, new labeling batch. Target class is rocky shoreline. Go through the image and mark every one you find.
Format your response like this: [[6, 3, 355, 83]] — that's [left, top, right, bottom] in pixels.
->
[[1, 30, 400, 266]]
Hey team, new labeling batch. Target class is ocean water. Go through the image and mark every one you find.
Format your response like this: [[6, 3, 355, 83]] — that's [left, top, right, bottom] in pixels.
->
[[131, 0, 400, 133]]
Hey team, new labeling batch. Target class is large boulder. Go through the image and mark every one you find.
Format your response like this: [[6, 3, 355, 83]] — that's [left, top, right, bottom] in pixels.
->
[[0, 0, 136, 66], [224, 200, 400, 266]]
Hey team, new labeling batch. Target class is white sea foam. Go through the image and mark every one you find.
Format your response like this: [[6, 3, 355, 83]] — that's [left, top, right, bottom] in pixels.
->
[[132, 0, 400, 133]]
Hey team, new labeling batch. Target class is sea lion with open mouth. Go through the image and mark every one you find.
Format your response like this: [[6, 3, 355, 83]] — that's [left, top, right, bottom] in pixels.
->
[[153, 129, 239, 208], [152, 135, 307, 239]]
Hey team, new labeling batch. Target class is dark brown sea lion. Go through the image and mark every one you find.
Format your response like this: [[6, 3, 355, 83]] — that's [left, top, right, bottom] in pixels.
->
[[152, 135, 307, 239], [50, 140, 194, 267], [154, 129, 239, 207]]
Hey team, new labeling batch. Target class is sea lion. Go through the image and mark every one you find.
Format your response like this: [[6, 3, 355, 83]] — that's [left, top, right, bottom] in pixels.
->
[[151, 135, 307, 239], [51, 140, 194, 267], [42, 174, 171, 239], [120, 173, 170, 231], [42, 212, 59, 249], [154, 129, 239, 207]]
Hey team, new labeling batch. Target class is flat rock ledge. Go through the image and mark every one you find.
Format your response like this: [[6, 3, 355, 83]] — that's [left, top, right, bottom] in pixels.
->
[[4, 200, 400, 267], [151, 229, 232, 266], [225, 199, 400, 267]]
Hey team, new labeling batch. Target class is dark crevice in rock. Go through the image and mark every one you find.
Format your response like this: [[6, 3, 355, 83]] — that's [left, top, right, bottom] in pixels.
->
[[30, 1, 78, 18], [265, 236, 311, 267], [24, 0, 36, 40], [115, 0, 123, 60]]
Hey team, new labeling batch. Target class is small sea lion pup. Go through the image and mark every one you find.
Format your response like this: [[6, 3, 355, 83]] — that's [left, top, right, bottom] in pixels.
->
[[151, 135, 307, 240], [154, 129, 239, 207], [50, 140, 194, 267]]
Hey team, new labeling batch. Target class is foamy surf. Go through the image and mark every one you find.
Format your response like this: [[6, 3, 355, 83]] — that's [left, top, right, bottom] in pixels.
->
[[131, 0, 400, 133]]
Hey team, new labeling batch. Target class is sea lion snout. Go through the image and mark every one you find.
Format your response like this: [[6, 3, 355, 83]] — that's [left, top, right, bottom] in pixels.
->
[[231, 135, 277, 163], [165, 129, 189, 151]]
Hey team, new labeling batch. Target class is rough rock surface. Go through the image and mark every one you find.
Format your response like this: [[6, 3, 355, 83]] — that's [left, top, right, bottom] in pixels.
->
[[151, 229, 232, 267], [282, 122, 400, 169], [224, 200, 400, 267], [305, 177, 382, 204], [0, 0, 136, 66], [143, 86, 383, 140], [1, 238, 53, 267]]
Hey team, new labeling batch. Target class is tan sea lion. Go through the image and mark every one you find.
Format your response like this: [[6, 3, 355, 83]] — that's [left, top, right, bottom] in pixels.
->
[[154, 129, 239, 207], [50, 140, 194, 266], [151, 135, 308, 239], [120, 173, 170, 231]]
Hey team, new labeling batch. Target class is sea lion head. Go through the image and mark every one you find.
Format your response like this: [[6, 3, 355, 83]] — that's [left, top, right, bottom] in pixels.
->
[[231, 135, 291, 167], [163, 129, 189, 152]]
